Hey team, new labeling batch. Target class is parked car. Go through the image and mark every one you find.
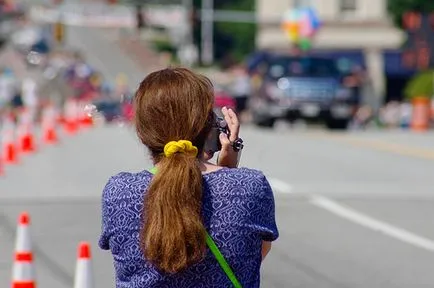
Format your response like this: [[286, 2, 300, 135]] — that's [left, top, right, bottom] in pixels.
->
[[213, 84, 236, 117], [250, 54, 358, 129], [92, 99, 123, 123], [93, 93, 135, 124]]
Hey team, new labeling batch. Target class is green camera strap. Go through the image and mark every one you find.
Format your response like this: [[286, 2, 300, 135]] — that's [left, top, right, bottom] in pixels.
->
[[149, 167, 242, 288], [205, 232, 242, 288]]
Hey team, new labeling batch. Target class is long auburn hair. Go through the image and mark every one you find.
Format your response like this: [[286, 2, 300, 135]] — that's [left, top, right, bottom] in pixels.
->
[[134, 68, 215, 274]]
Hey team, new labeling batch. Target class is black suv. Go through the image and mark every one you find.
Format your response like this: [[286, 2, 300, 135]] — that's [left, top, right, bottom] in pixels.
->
[[250, 55, 357, 129]]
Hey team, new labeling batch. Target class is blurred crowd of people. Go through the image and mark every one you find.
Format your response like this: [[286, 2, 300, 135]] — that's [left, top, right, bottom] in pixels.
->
[[210, 64, 252, 122], [0, 0, 22, 13], [0, 66, 38, 122], [0, 47, 135, 127]]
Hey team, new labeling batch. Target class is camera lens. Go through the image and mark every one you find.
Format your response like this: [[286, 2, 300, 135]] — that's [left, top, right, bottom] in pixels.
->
[[218, 119, 227, 128]]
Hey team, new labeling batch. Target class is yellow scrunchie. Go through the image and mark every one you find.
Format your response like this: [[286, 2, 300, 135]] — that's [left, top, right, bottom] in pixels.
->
[[164, 140, 198, 158]]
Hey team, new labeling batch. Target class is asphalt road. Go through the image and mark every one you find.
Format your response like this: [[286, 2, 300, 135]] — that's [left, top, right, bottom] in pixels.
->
[[1, 123, 434, 288], [1, 21, 434, 287], [65, 25, 146, 89]]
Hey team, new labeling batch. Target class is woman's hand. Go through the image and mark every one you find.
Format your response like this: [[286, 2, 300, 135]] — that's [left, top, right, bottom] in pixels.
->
[[216, 107, 241, 168]]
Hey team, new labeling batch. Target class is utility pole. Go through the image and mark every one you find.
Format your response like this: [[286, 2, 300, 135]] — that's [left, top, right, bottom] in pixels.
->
[[201, 0, 213, 65], [182, 0, 193, 46], [135, 4, 145, 31]]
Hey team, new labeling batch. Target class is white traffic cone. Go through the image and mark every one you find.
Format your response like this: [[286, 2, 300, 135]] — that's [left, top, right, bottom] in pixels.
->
[[74, 242, 94, 288], [11, 212, 36, 288]]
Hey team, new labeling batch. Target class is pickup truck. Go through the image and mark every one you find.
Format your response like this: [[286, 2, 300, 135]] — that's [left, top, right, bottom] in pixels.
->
[[250, 54, 358, 130]]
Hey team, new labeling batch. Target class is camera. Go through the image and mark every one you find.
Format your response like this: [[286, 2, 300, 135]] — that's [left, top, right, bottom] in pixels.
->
[[204, 116, 230, 154]]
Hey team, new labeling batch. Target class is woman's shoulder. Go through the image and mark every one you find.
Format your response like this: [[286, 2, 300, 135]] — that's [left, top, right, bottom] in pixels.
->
[[106, 170, 152, 186], [208, 166, 267, 180], [205, 167, 271, 193], [102, 170, 152, 202], [110, 170, 151, 181]]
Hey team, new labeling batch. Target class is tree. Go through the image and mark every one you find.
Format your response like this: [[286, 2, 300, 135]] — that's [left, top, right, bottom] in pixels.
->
[[118, 0, 256, 65], [404, 69, 434, 99], [214, 0, 256, 63], [387, 0, 434, 28]]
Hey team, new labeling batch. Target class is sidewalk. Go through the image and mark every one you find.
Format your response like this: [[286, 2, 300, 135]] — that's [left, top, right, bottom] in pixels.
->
[[0, 45, 28, 78], [116, 32, 167, 73]]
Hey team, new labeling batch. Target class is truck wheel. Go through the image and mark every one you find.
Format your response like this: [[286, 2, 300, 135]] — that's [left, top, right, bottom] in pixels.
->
[[254, 117, 276, 128], [326, 119, 349, 130]]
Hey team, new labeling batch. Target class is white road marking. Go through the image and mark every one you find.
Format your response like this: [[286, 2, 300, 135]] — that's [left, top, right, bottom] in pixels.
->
[[265, 177, 434, 252], [310, 195, 434, 252], [268, 178, 293, 194]]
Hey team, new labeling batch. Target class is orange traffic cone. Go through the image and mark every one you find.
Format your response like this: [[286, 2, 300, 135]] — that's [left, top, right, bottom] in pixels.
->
[[0, 153, 4, 176], [78, 101, 94, 128], [82, 116, 93, 127], [4, 141, 18, 164], [2, 115, 18, 165], [44, 128, 58, 144], [64, 99, 79, 135], [17, 109, 36, 154], [74, 242, 94, 288], [41, 105, 58, 145], [18, 126, 36, 154], [411, 96, 430, 132], [11, 212, 36, 288]]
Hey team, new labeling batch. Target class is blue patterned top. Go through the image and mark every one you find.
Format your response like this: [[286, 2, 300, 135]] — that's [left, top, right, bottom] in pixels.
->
[[99, 167, 279, 288]]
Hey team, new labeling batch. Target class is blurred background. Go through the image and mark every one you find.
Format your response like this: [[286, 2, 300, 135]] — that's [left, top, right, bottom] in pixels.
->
[[1, 0, 434, 287]]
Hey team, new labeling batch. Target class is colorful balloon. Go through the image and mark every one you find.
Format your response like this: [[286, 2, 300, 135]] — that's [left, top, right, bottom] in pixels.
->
[[288, 30, 299, 42], [299, 38, 312, 51], [281, 7, 321, 49]]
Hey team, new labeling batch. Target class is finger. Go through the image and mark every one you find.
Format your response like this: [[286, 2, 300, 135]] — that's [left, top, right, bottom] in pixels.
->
[[219, 132, 231, 147], [221, 107, 234, 132], [221, 106, 235, 128], [225, 108, 239, 141], [226, 108, 239, 127], [220, 106, 231, 122], [221, 106, 231, 126]]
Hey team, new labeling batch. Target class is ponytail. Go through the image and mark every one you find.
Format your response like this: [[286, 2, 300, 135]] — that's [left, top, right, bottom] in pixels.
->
[[133, 67, 216, 273], [140, 152, 206, 273]]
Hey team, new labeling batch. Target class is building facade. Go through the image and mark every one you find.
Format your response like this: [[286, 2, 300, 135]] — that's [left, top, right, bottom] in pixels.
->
[[256, 0, 406, 104]]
